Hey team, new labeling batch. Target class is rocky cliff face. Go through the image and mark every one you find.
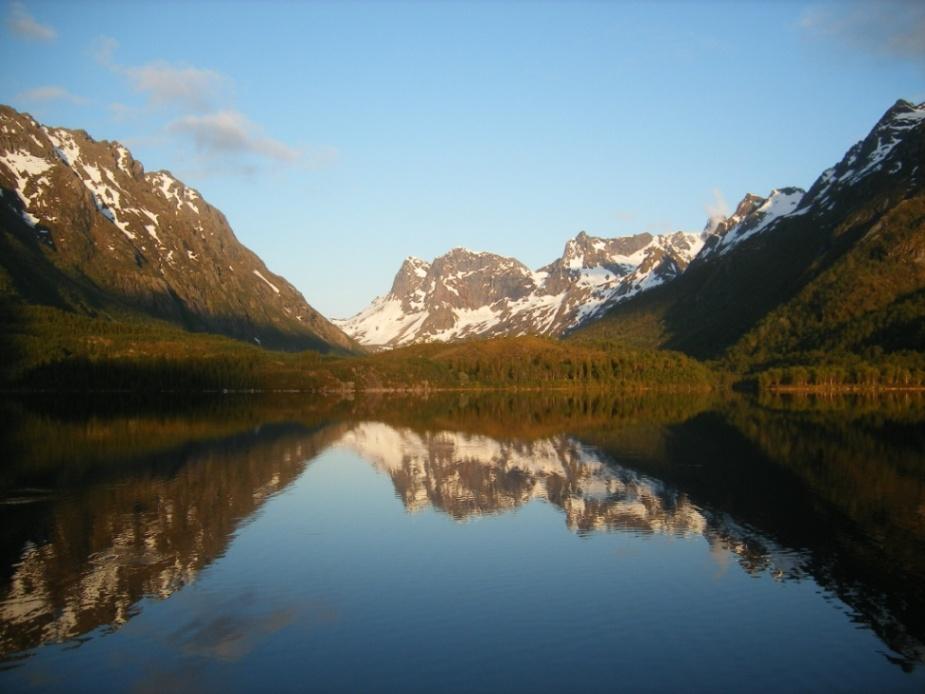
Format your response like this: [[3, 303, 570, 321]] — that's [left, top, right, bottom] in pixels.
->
[[336, 230, 703, 349], [0, 105, 356, 353]]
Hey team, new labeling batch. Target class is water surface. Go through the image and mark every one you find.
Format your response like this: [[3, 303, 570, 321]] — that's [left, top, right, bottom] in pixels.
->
[[1, 393, 924, 691]]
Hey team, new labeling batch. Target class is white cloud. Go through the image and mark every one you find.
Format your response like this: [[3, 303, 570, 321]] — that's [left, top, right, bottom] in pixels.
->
[[800, 1, 925, 64], [704, 188, 729, 233], [123, 62, 230, 113], [93, 36, 229, 112], [16, 85, 87, 105], [92, 36, 333, 176], [6, 1, 56, 41], [168, 110, 301, 163]]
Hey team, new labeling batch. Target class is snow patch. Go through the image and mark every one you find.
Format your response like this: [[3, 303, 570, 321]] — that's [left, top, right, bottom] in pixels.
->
[[115, 145, 131, 174], [253, 269, 280, 294], [151, 172, 184, 209], [1, 149, 53, 177], [44, 129, 80, 168], [0, 148, 54, 227]]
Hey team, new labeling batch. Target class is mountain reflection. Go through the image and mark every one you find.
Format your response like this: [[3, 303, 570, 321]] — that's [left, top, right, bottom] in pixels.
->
[[337, 423, 707, 536], [1, 392, 924, 673], [334, 395, 925, 669], [336, 423, 815, 583], [0, 416, 346, 658]]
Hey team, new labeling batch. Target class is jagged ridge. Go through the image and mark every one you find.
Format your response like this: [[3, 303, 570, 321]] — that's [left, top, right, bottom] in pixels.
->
[[337, 230, 703, 348]]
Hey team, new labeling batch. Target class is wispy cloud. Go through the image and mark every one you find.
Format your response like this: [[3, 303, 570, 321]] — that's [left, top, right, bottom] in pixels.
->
[[94, 36, 229, 112], [168, 110, 302, 163], [800, 1, 925, 64], [612, 209, 636, 225], [704, 188, 729, 232], [91, 35, 119, 66], [6, 1, 56, 41], [93, 35, 333, 176], [108, 101, 141, 122], [16, 85, 87, 105], [123, 62, 230, 113]]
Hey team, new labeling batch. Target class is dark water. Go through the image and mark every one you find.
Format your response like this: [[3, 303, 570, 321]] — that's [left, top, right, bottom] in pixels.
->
[[1, 392, 924, 692]]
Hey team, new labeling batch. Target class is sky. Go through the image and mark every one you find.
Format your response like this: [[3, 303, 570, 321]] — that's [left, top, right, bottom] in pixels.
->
[[2, 1, 924, 318]]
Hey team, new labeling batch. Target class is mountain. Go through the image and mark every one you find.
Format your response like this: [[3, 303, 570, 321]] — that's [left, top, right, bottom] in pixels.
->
[[571, 99, 925, 366], [0, 105, 356, 353], [698, 187, 806, 259], [336, 230, 702, 349]]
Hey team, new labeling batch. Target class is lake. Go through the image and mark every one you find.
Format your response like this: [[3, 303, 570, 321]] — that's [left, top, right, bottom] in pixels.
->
[[1, 392, 924, 692]]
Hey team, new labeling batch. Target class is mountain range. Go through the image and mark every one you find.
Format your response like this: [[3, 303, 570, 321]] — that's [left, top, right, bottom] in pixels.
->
[[336, 99, 925, 363], [2, 99, 923, 370], [335, 230, 702, 348]]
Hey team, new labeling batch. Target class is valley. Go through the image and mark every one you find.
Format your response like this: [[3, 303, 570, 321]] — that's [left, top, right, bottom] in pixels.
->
[[2, 100, 923, 393]]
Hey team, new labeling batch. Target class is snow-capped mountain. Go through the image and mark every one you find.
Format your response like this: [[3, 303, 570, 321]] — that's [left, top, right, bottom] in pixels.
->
[[571, 99, 925, 358], [801, 98, 925, 206], [698, 187, 806, 259], [0, 105, 356, 352], [342, 99, 925, 352], [337, 230, 703, 349], [696, 99, 925, 263]]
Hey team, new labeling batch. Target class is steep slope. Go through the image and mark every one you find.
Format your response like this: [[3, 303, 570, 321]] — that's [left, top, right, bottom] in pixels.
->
[[337, 230, 702, 349], [0, 105, 356, 353], [571, 99, 925, 364]]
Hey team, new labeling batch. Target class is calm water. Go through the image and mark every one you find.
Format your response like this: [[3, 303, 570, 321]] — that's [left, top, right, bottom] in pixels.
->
[[1, 392, 924, 692]]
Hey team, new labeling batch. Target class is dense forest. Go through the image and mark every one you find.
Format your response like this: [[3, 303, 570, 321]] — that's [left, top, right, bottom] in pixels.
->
[[0, 301, 715, 392], [5, 295, 925, 393]]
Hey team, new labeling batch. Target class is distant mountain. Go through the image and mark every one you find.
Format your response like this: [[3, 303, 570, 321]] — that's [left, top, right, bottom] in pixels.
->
[[571, 99, 925, 365], [0, 105, 356, 353], [337, 230, 702, 349]]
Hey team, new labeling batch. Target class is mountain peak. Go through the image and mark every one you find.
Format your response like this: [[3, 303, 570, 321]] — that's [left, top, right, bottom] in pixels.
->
[[797, 97, 925, 212], [340, 228, 703, 349], [699, 187, 805, 259], [879, 98, 925, 125], [446, 246, 481, 257], [0, 104, 357, 353]]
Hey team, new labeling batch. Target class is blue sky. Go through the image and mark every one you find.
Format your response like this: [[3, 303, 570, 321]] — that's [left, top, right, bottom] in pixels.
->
[[2, 1, 924, 318]]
